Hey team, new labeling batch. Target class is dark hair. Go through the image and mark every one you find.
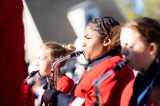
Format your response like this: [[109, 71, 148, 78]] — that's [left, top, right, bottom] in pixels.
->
[[123, 17, 160, 62], [87, 16, 121, 55], [87, 16, 120, 39]]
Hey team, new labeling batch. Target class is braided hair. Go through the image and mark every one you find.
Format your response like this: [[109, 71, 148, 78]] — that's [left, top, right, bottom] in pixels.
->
[[88, 16, 119, 39], [87, 16, 121, 55]]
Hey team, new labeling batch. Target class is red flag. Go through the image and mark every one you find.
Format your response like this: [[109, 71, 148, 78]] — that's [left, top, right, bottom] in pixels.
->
[[0, 0, 26, 105]]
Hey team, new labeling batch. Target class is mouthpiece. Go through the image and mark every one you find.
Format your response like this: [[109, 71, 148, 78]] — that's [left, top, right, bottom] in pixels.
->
[[23, 70, 38, 84], [51, 51, 83, 72], [70, 51, 83, 57]]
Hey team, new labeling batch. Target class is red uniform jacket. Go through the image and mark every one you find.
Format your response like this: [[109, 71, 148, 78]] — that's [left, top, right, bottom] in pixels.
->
[[120, 79, 154, 106], [120, 79, 135, 106], [73, 56, 134, 106], [22, 75, 74, 106], [120, 60, 160, 106]]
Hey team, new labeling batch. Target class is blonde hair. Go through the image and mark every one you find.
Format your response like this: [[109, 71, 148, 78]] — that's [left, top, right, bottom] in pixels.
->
[[62, 43, 76, 54], [41, 41, 76, 62]]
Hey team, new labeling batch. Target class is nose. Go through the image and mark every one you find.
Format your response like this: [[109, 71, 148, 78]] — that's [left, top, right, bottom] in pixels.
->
[[121, 47, 128, 57], [36, 62, 39, 66]]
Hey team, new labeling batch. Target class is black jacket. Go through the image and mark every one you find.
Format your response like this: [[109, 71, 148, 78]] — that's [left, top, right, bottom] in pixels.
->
[[129, 61, 160, 106]]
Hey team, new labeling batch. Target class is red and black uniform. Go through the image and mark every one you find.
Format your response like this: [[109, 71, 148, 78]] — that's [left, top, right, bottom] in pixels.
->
[[23, 74, 74, 106], [43, 55, 134, 106], [120, 60, 160, 106]]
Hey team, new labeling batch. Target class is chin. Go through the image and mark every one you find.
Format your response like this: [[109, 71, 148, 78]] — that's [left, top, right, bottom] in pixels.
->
[[130, 64, 140, 71], [126, 61, 133, 68], [40, 73, 45, 77], [83, 55, 89, 61], [39, 72, 47, 77]]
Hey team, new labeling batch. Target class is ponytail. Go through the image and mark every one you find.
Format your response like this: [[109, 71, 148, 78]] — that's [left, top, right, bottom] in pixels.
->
[[62, 43, 76, 54]]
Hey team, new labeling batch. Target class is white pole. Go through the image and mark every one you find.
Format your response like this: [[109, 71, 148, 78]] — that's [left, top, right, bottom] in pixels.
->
[[22, 0, 43, 64]]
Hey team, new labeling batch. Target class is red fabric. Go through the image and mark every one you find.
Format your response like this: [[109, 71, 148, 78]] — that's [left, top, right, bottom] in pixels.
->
[[120, 79, 135, 106], [0, 0, 26, 106], [57, 75, 74, 93], [23, 75, 74, 106], [74, 56, 134, 106], [120, 79, 154, 106], [22, 84, 35, 106]]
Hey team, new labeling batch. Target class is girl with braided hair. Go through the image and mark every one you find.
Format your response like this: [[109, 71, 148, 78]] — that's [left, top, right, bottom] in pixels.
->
[[33, 16, 134, 106]]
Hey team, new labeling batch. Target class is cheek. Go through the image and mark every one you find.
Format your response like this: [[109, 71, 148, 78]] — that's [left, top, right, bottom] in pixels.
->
[[44, 62, 51, 71], [39, 62, 51, 76], [87, 43, 103, 59], [122, 48, 140, 68], [128, 49, 148, 70], [83, 41, 96, 56], [128, 44, 146, 58], [39, 61, 50, 72], [129, 49, 144, 62], [134, 46, 148, 60]]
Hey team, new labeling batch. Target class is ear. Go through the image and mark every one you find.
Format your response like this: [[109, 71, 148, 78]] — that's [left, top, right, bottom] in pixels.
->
[[149, 43, 158, 57], [103, 37, 111, 46]]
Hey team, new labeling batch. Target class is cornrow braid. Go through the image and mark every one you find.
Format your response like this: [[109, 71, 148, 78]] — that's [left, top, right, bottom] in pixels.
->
[[87, 16, 121, 56], [88, 16, 120, 39]]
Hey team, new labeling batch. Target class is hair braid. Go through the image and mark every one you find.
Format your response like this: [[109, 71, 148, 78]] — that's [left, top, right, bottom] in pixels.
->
[[88, 16, 120, 39], [87, 16, 121, 55]]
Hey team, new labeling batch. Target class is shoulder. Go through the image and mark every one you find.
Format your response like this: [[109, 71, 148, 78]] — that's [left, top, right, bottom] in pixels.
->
[[103, 55, 123, 64], [110, 55, 123, 63], [100, 55, 123, 69], [120, 79, 135, 106]]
